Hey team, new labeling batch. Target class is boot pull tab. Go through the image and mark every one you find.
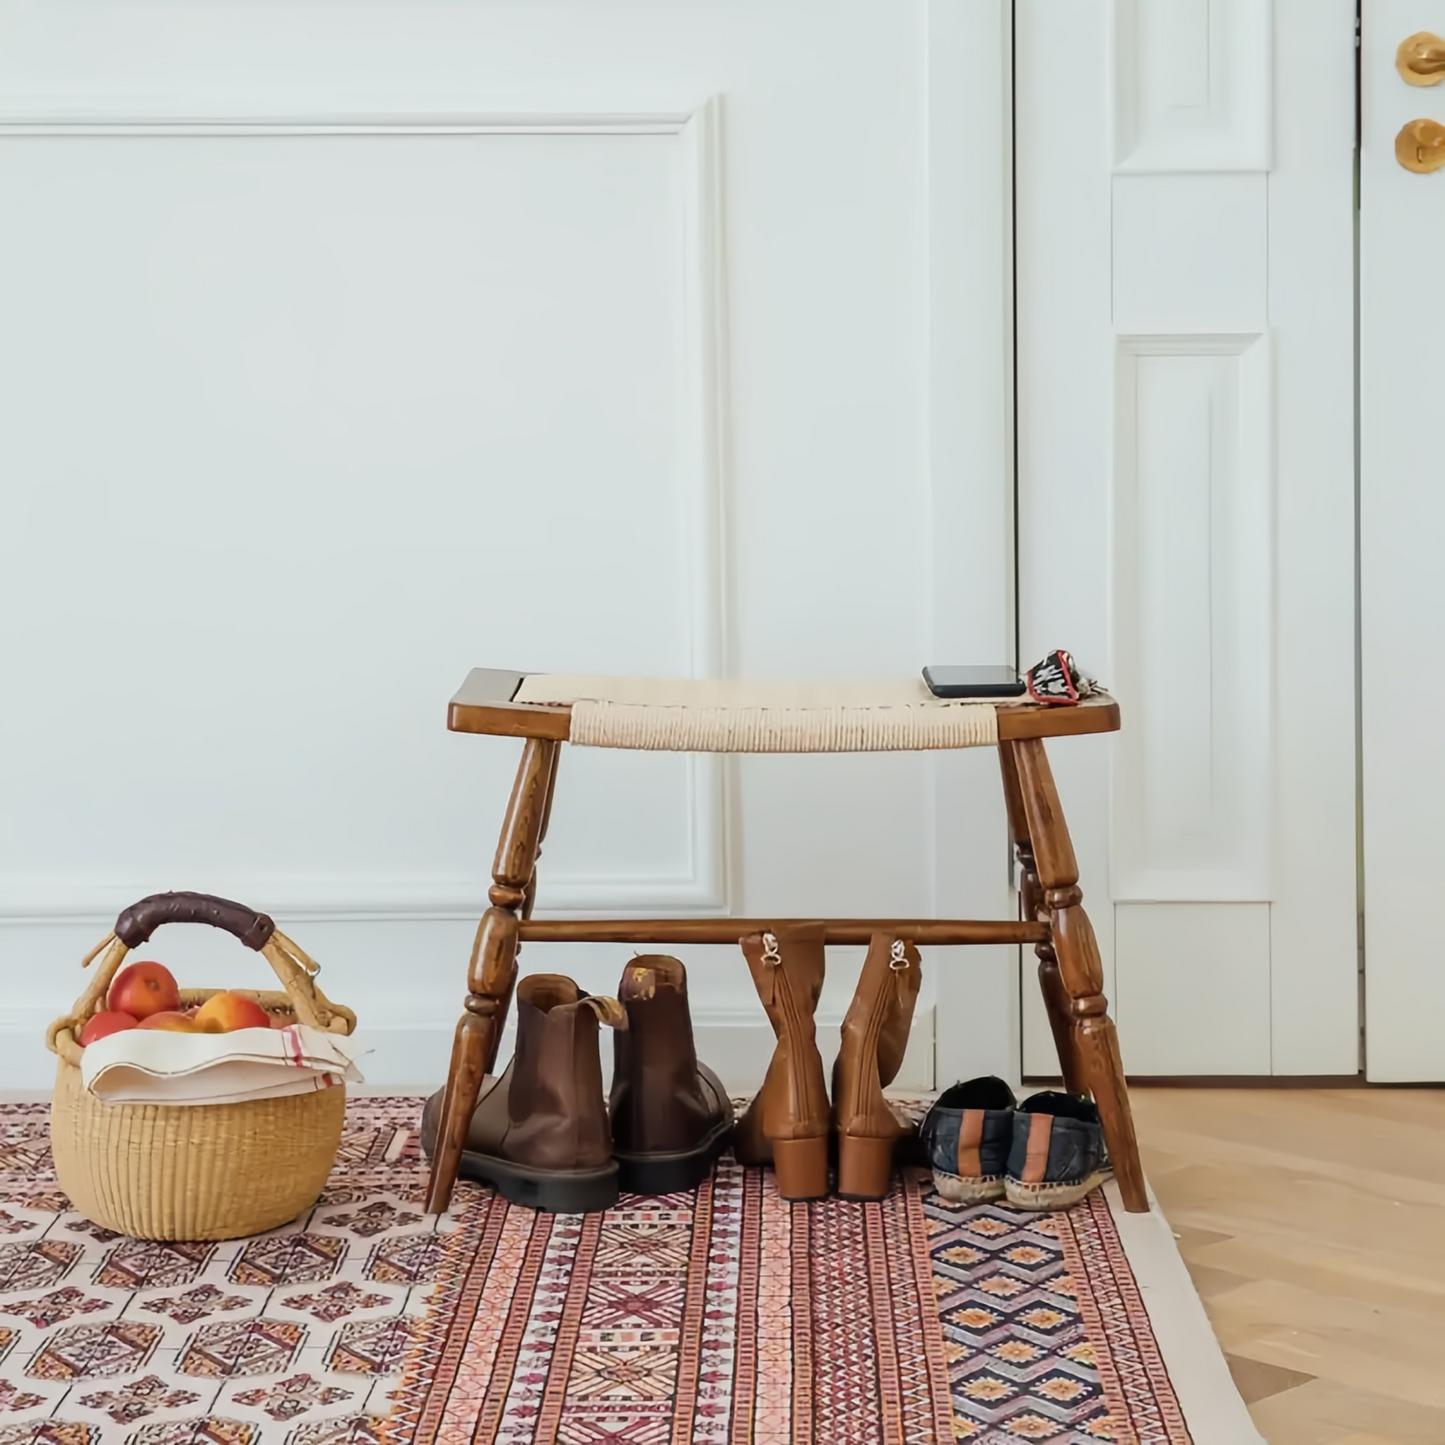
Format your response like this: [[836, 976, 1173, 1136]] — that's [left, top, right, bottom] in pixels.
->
[[626, 964, 657, 1000], [582, 995, 628, 1030]]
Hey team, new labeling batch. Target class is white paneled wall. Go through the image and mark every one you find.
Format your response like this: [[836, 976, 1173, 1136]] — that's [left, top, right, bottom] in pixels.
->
[[0, 3, 1018, 1090], [1018, 0, 1357, 1078], [0, 116, 726, 920]]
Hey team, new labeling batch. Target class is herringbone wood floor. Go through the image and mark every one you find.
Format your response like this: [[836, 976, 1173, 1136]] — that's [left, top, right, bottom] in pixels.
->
[[1131, 1087, 1445, 1445]]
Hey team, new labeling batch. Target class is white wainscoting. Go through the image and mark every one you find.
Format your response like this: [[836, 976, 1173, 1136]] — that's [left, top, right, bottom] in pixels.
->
[[0, 103, 728, 931]]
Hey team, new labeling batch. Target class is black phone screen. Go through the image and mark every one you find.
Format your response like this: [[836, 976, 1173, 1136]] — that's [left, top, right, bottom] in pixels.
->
[[922, 665, 1025, 698]]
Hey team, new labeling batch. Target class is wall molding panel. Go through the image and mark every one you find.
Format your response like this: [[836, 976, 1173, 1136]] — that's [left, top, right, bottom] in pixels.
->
[[1111, 332, 1273, 902], [0, 100, 731, 927], [1112, 0, 1272, 173]]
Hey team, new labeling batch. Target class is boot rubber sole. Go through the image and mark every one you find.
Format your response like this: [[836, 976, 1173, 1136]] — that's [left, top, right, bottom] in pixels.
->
[[614, 1115, 734, 1196], [457, 1148, 619, 1214]]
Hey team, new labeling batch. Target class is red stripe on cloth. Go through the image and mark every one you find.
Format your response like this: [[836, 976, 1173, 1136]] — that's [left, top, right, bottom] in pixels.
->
[[281, 1025, 304, 1067]]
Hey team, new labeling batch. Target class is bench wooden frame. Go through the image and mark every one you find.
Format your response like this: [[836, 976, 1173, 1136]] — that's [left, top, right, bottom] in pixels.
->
[[425, 668, 1146, 1215]]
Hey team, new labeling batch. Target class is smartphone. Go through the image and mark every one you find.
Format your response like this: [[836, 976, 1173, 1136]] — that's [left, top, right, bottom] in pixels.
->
[[922, 665, 1025, 698]]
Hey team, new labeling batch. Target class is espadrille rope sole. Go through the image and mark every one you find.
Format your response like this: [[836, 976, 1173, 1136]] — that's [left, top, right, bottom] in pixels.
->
[[1003, 1166, 1113, 1212], [931, 1168, 1007, 1205]]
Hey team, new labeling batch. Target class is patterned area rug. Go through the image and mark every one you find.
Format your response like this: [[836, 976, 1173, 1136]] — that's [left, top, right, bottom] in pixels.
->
[[0, 1097, 1192, 1445]]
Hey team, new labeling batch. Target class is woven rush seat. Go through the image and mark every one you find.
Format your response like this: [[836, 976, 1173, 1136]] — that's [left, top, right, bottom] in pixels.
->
[[511, 672, 1006, 752], [446, 668, 1122, 751]]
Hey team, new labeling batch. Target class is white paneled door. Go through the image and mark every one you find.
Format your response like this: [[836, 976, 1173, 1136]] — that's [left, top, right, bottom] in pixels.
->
[[1016, 1, 1360, 1076], [1361, 3, 1445, 1080], [0, 4, 1017, 1088]]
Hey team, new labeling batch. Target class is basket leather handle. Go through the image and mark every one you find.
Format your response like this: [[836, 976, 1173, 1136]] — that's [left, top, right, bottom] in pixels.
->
[[115, 892, 276, 951]]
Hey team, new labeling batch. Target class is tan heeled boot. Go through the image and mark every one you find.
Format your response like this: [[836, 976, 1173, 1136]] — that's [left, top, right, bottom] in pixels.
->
[[832, 933, 922, 1200], [732, 923, 830, 1199]]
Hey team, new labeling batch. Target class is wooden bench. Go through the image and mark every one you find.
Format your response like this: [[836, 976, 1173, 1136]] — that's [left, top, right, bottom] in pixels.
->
[[425, 668, 1146, 1214]]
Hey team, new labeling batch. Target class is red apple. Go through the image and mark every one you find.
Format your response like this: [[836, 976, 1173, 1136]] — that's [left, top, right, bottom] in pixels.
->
[[136, 1010, 198, 1032], [79, 1010, 139, 1046], [193, 991, 271, 1033], [108, 961, 180, 1021]]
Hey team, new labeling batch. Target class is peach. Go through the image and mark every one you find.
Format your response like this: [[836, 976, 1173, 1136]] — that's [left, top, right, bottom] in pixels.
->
[[108, 961, 180, 1021], [79, 1010, 139, 1046], [192, 991, 271, 1033], [136, 1011, 199, 1032]]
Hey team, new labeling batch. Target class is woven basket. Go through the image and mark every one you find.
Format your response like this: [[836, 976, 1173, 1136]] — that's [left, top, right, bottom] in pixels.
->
[[46, 891, 357, 1241]]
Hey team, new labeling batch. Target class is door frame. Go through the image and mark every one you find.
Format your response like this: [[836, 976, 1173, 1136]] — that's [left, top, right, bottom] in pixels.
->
[[926, 0, 1023, 1089]]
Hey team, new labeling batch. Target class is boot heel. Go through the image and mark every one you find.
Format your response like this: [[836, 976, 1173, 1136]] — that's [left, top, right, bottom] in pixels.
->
[[771, 1135, 829, 1200], [836, 1133, 896, 1201]]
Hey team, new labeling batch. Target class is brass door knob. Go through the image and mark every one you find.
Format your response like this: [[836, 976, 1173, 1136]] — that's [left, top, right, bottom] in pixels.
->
[[1398, 32, 1445, 85], [1397, 118, 1445, 172]]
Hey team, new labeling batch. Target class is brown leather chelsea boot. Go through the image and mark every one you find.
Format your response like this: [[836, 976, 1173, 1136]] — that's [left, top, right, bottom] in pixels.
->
[[732, 923, 830, 1200], [832, 933, 922, 1200], [609, 955, 734, 1194], [420, 974, 624, 1213]]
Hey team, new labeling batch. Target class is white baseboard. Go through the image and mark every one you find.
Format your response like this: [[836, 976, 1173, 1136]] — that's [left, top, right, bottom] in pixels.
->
[[0, 1006, 936, 1096]]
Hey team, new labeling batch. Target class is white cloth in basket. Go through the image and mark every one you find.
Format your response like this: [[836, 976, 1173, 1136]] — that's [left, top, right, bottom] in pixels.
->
[[80, 1024, 366, 1106]]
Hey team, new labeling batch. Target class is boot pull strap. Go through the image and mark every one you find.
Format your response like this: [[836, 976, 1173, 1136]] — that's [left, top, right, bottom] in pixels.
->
[[625, 964, 657, 999], [582, 995, 628, 1029]]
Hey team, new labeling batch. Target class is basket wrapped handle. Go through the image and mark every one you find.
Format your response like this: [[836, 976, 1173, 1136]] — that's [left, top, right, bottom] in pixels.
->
[[116, 892, 275, 952], [47, 896, 356, 1066]]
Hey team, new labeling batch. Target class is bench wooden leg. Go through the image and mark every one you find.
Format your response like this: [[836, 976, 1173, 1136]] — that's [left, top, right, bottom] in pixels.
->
[[424, 736, 560, 1215], [999, 742, 1085, 1095], [1010, 737, 1148, 1213]]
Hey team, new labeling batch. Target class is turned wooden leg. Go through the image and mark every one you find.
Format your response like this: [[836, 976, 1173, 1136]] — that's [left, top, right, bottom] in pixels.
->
[[1012, 737, 1147, 1213], [1000, 743, 1085, 1094], [425, 736, 560, 1215]]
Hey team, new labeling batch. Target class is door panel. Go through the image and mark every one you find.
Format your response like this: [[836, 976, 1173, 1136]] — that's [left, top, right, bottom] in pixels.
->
[[1115, 903, 1272, 1075], [1361, 1, 1445, 1080], [1018, 0, 1357, 1078]]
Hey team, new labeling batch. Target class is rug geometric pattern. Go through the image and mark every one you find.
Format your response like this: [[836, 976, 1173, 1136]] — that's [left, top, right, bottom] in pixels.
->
[[0, 1098, 429, 1445], [0, 1099, 1192, 1444]]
